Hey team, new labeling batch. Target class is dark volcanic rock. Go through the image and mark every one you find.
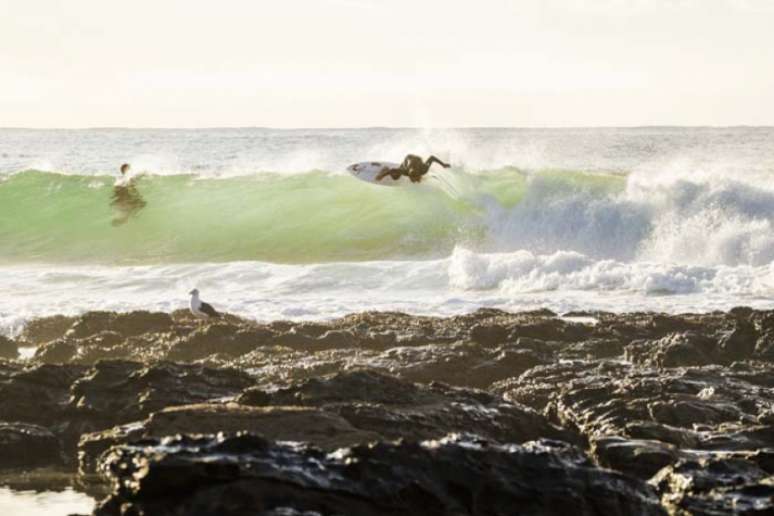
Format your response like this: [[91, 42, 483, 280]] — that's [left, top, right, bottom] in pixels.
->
[[34, 338, 79, 363], [0, 422, 62, 468], [6, 306, 774, 511], [95, 433, 665, 516], [0, 335, 18, 359], [593, 311, 726, 343], [167, 324, 275, 361], [69, 360, 254, 431], [240, 370, 579, 446], [34, 330, 174, 365], [270, 327, 362, 352], [79, 403, 381, 473], [563, 338, 624, 360], [66, 311, 175, 340], [240, 368, 451, 407], [500, 360, 774, 482], [718, 319, 758, 361], [3, 359, 256, 462], [469, 323, 509, 346], [653, 455, 774, 515], [0, 362, 86, 428], [591, 436, 680, 480], [233, 340, 551, 391], [21, 307, 602, 374], [369, 341, 547, 388], [626, 331, 718, 368], [29, 311, 186, 365], [72, 331, 149, 364], [508, 318, 592, 342], [755, 331, 774, 359], [20, 314, 76, 344]]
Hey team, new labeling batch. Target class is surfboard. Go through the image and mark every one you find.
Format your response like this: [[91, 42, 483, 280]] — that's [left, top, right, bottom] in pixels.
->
[[346, 161, 409, 186]]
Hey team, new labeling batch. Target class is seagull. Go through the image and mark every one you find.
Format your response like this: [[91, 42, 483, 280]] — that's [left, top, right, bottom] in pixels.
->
[[189, 289, 221, 320]]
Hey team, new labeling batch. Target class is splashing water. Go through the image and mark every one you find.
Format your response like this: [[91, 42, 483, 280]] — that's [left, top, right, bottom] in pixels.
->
[[2, 127, 774, 332]]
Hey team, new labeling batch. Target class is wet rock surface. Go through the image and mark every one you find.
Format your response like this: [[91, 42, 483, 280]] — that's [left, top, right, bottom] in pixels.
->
[[0, 359, 251, 461], [0, 361, 86, 432], [653, 454, 774, 515], [0, 307, 771, 514], [78, 403, 382, 473], [238, 369, 580, 446], [0, 335, 18, 359], [0, 422, 63, 468], [69, 360, 253, 431], [95, 433, 665, 516]]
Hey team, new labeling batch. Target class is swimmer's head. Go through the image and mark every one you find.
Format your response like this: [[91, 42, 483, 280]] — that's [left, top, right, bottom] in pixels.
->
[[120, 163, 130, 175]]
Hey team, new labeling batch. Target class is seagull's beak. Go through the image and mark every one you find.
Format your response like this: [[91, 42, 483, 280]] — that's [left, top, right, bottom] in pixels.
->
[[188, 290, 195, 295]]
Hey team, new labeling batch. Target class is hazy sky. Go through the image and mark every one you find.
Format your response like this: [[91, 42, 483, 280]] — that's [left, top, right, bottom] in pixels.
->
[[2, 0, 773, 127]]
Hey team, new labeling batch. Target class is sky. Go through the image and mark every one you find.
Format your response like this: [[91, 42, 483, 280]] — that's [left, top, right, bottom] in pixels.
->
[[1, 0, 773, 128]]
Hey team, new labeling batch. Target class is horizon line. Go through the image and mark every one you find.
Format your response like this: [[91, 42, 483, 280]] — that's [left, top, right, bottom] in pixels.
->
[[2, 125, 774, 131]]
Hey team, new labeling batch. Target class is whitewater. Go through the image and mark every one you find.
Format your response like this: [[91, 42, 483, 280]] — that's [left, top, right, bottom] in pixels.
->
[[1, 127, 774, 334]]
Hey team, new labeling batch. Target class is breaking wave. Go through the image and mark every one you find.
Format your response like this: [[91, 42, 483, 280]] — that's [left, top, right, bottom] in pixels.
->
[[2, 165, 774, 268]]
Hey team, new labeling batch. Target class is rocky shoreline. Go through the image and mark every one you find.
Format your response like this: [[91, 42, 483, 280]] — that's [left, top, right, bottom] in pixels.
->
[[1, 307, 773, 515]]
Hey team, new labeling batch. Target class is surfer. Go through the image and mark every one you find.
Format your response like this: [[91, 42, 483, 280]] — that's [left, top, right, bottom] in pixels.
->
[[375, 154, 450, 183], [111, 163, 146, 226]]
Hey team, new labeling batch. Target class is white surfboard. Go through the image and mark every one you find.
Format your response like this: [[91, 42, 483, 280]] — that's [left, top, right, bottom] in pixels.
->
[[346, 161, 409, 186]]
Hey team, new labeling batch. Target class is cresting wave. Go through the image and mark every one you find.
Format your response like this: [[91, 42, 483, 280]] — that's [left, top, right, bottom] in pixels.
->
[[2, 166, 774, 268], [0, 167, 590, 263]]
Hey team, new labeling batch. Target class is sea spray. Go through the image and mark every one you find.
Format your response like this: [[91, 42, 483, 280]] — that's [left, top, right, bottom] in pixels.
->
[[2, 127, 774, 330]]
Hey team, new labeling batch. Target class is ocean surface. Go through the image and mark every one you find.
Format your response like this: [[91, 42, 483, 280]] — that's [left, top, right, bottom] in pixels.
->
[[2, 127, 774, 335]]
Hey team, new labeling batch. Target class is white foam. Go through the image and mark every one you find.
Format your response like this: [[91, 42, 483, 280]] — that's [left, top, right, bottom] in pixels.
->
[[447, 246, 772, 297], [2, 251, 773, 337]]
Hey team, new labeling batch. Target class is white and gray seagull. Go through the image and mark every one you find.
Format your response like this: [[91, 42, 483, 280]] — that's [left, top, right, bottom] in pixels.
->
[[189, 289, 221, 319]]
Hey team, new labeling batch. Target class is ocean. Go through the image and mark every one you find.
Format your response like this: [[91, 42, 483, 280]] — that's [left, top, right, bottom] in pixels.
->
[[2, 127, 773, 335]]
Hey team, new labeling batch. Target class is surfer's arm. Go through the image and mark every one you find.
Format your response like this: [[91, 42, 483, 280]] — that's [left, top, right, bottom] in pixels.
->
[[125, 172, 146, 186], [425, 156, 450, 169]]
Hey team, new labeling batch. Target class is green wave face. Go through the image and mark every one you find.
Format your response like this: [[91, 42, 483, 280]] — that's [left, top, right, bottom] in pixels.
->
[[0, 169, 624, 264]]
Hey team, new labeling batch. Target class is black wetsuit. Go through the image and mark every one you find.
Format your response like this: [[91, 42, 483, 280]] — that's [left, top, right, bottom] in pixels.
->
[[378, 154, 448, 183], [400, 154, 429, 182]]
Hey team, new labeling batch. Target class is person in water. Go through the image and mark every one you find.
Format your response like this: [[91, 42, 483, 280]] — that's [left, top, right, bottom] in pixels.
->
[[111, 163, 146, 226], [375, 154, 451, 183]]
